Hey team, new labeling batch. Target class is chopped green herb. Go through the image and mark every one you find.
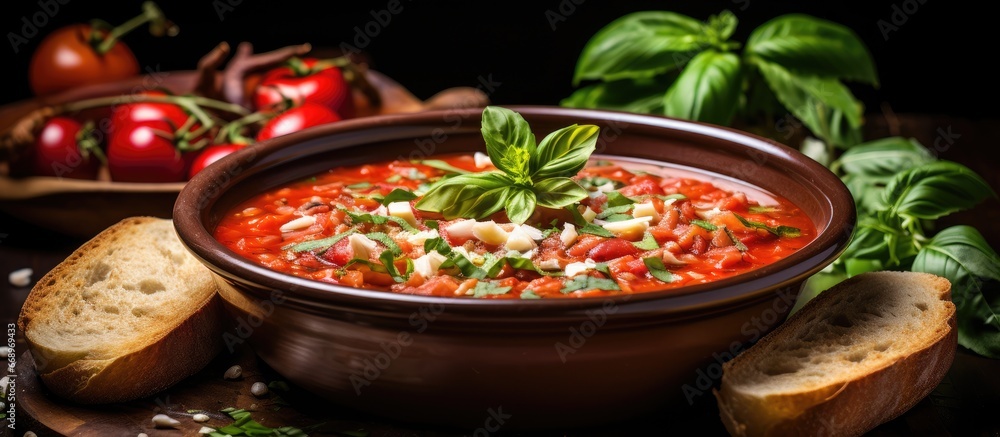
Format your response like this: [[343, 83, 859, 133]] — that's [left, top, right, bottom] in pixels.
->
[[211, 408, 312, 437], [471, 281, 512, 298], [643, 256, 675, 282], [425, 219, 439, 230], [733, 213, 801, 237], [579, 223, 614, 237], [690, 219, 718, 231], [566, 204, 588, 226], [748, 205, 779, 213], [415, 159, 472, 175], [601, 213, 633, 222], [379, 250, 410, 282], [520, 289, 542, 299], [541, 226, 560, 238], [579, 176, 622, 190], [561, 275, 620, 293], [724, 227, 749, 251], [385, 174, 403, 183], [365, 232, 402, 256], [343, 209, 419, 233], [287, 230, 355, 253], [596, 204, 633, 219], [426, 238, 488, 279], [379, 188, 417, 205], [346, 181, 372, 190], [604, 191, 636, 207], [632, 232, 659, 250], [594, 262, 612, 277], [657, 193, 687, 202]]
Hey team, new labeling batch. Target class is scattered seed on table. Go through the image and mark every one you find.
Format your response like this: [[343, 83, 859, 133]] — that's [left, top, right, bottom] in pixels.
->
[[250, 381, 269, 397], [193, 413, 210, 422], [224, 364, 242, 380], [9, 268, 33, 287], [152, 414, 181, 429]]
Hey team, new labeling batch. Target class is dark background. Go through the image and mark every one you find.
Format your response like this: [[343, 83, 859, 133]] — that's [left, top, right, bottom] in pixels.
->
[[2, 0, 995, 118]]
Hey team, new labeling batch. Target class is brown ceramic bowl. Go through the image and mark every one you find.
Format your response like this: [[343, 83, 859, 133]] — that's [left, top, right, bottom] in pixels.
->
[[173, 106, 855, 428]]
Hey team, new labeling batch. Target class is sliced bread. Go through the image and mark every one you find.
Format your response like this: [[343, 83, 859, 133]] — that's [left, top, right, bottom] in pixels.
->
[[714, 271, 956, 437], [17, 217, 223, 404]]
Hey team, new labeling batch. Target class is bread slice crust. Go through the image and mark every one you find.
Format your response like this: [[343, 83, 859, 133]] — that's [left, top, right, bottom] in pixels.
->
[[17, 217, 223, 404], [714, 271, 957, 437]]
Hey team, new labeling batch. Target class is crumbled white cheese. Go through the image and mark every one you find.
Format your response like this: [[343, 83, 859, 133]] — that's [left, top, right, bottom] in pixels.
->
[[632, 201, 660, 222], [601, 216, 652, 240], [8, 268, 32, 287], [472, 221, 509, 245], [662, 249, 688, 265], [279, 215, 316, 232], [519, 224, 544, 241], [505, 226, 537, 251], [371, 204, 389, 216], [474, 151, 493, 169], [595, 182, 616, 192], [560, 223, 578, 247], [536, 259, 562, 271], [565, 259, 598, 277], [387, 201, 417, 226], [695, 207, 723, 220], [348, 234, 378, 260], [445, 219, 476, 239], [582, 207, 597, 223], [407, 229, 440, 246], [413, 251, 448, 278]]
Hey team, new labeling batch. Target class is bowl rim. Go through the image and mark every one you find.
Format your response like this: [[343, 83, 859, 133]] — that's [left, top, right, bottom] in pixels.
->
[[174, 105, 855, 317]]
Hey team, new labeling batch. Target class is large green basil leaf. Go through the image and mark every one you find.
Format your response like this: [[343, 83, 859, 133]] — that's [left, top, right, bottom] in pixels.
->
[[662, 50, 743, 126], [573, 11, 707, 84], [534, 178, 588, 209], [882, 161, 995, 221], [912, 226, 1000, 357], [561, 75, 673, 114], [531, 124, 599, 180], [415, 172, 514, 219], [755, 60, 863, 148], [480, 106, 536, 180], [746, 14, 878, 85], [505, 187, 537, 225], [834, 137, 934, 177]]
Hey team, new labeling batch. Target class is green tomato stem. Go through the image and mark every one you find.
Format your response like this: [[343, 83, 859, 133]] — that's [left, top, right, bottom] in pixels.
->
[[94, 1, 178, 55]]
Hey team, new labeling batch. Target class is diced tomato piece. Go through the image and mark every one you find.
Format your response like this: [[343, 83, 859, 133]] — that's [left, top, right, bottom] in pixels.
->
[[588, 238, 639, 262], [524, 276, 563, 296], [567, 235, 603, 258], [619, 179, 665, 197], [320, 238, 352, 266], [339, 270, 364, 287]]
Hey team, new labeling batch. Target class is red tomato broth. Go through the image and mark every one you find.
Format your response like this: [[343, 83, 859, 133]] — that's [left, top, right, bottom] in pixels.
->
[[214, 154, 815, 299]]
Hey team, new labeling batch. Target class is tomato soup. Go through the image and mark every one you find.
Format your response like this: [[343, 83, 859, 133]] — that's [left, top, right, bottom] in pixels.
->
[[214, 154, 815, 298]]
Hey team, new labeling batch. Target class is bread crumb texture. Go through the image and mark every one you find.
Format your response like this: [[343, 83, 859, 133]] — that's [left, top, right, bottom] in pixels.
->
[[20, 217, 215, 362], [728, 271, 952, 396]]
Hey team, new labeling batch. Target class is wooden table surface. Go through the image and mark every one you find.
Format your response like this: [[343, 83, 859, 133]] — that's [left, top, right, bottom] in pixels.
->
[[2, 114, 999, 436]]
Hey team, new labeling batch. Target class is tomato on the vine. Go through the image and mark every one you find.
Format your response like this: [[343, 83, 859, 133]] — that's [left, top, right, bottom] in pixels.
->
[[253, 58, 355, 118], [256, 103, 340, 141], [108, 119, 199, 183], [110, 90, 189, 134], [28, 2, 176, 95], [31, 117, 103, 180], [188, 143, 246, 179]]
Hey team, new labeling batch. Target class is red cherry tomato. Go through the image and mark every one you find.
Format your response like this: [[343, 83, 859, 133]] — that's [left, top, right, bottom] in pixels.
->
[[31, 117, 101, 179], [108, 120, 197, 182], [588, 238, 639, 262], [253, 58, 355, 118], [188, 143, 245, 179], [256, 103, 341, 141], [29, 24, 139, 96], [110, 90, 189, 134]]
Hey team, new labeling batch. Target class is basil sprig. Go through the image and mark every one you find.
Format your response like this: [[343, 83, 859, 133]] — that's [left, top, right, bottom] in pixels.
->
[[416, 106, 598, 224], [564, 10, 876, 148]]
